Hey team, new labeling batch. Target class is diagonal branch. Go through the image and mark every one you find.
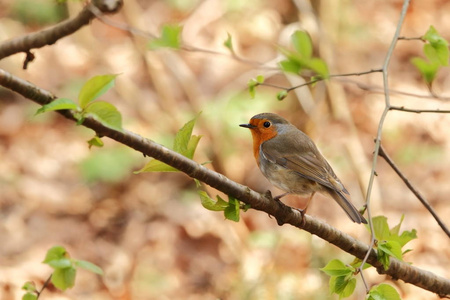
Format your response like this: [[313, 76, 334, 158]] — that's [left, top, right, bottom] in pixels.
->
[[378, 145, 450, 237], [0, 68, 449, 297], [0, 0, 123, 61]]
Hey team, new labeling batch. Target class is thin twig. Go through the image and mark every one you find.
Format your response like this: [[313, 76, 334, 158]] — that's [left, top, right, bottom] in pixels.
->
[[398, 36, 424, 41], [359, 0, 411, 292], [378, 145, 450, 238], [36, 274, 52, 299], [389, 106, 450, 113], [343, 79, 450, 101]]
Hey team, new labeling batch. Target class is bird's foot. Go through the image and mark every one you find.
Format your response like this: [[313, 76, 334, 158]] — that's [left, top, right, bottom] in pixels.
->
[[293, 208, 306, 227]]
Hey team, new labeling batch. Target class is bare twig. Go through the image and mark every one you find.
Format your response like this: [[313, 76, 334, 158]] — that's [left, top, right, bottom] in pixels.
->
[[36, 274, 52, 299], [398, 36, 424, 41], [390, 106, 450, 114], [1, 68, 449, 297], [343, 79, 450, 101], [378, 145, 450, 237], [359, 0, 411, 292]]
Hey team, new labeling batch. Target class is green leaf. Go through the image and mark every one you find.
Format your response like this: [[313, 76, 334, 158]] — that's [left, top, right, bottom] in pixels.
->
[[368, 283, 401, 300], [423, 26, 449, 66], [148, 24, 182, 50], [135, 159, 178, 173], [22, 293, 38, 300], [45, 258, 72, 269], [291, 30, 313, 59], [51, 267, 76, 291], [279, 58, 303, 74], [78, 74, 118, 108], [87, 136, 104, 148], [173, 115, 199, 155], [247, 78, 258, 98], [396, 229, 417, 248], [329, 275, 356, 298], [308, 58, 329, 78], [135, 114, 201, 173], [21, 282, 37, 293], [378, 241, 403, 261], [75, 260, 104, 275], [43, 246, 68, 264], [224, 32, 234, 53], [320, 259, 353, 277], [84, 101, 123, 131], [199, 191, 229, 211], [372, 216, 391, 241], [35, 98, 79, 115], [277, 90, 288, 101], [256, 75, 265, 83], [224, 196, 240, 222]]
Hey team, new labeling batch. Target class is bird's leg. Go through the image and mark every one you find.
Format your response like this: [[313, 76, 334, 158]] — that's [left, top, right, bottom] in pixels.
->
[[302, 191, 315, 215], [273, 192, 289, 202], [294, 192, 315, 226]]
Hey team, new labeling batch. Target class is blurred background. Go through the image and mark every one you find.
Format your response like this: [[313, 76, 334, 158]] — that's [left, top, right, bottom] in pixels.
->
[[1, 0, 450, 299]]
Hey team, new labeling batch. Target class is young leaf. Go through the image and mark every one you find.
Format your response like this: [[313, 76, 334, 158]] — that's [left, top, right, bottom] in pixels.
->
[[43, 246, 69, 264], [423, 26, 449, 66], [256, 75, 265, 83], [75, 260, 104, 275], [224, 32, 234, 53], [279, 58, 302, 74], [308, 58, 329, 78], [329, 275, 356, 298], [135, 159, 178, 173], [368, 283, 401, 300], [411, 58, 439, 85], [84, 101, 123, 131], [372, 216, 391, 241], [135, 114, 201, 173], [199, 191, 229, 211], [248, 78, 258, 98], [378, 241, 403, 261], [22, 293, 38, 300], [148, 24, 182, 50], [45, 258, 72, 269], [320, 259, 353, 277], [88, 136, 104, 148], [21, 282, 37, 293], [51, 267, 76, 291], [291, 30, 313, 59], [173, 114, 199, 155], [78, 74, 118, 108], [224, 196, 240, 222], [35, 98, 79, 115], [277, 90, 288, 101]]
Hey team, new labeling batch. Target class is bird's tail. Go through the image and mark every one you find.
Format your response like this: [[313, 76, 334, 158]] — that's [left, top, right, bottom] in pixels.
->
[[328, 189, 367, 224]]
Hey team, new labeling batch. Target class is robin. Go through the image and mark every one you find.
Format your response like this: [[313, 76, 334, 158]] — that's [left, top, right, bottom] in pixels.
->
[[240, 113, 367, 224]]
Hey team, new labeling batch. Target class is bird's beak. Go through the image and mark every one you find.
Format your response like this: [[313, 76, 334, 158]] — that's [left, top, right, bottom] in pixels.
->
[[239, 123, 256, 129]]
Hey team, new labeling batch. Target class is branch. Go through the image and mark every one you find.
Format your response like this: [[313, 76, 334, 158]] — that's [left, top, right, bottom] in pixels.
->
[[0, 0, 123, 61], [0, 68, 449, 297], [390, 106, 450, 114], [378, 145, 450, 238]]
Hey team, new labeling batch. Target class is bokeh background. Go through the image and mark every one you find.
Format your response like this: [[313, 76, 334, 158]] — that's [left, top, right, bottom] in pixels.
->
[[1, 0, 449, 299]]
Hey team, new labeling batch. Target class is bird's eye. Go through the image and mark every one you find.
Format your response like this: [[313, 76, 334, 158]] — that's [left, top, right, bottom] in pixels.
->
[[263, 121, 271, 128]]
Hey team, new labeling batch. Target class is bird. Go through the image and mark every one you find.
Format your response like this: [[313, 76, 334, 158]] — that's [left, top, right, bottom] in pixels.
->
[[240, 112, 367, 224]]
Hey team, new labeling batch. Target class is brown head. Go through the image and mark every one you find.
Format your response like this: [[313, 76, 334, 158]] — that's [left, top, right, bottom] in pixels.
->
[[239, 113, 291, 164]]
